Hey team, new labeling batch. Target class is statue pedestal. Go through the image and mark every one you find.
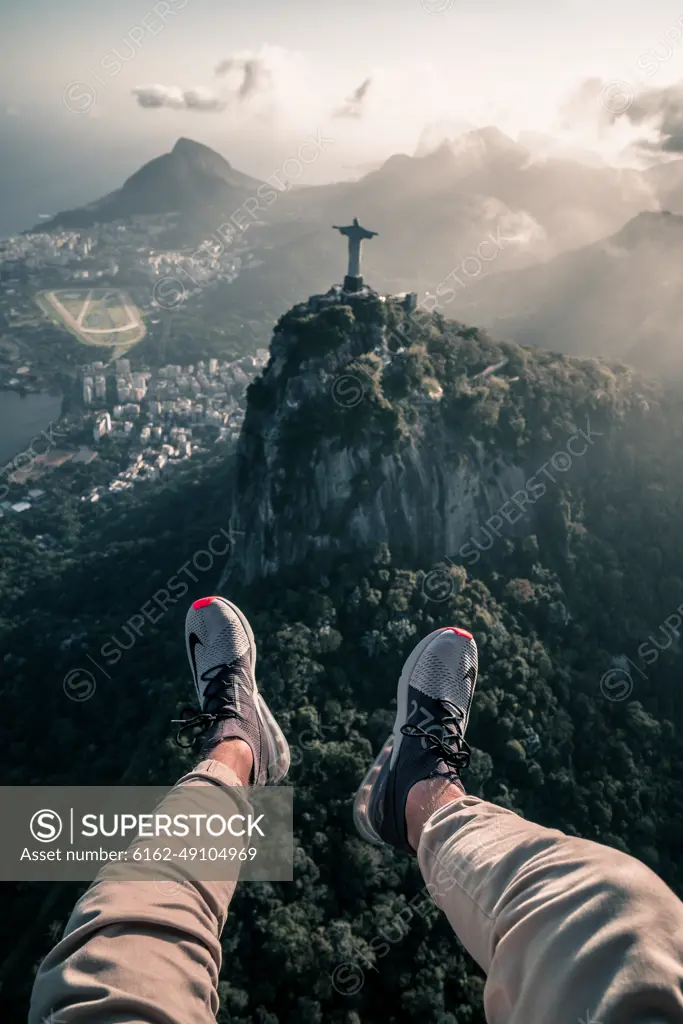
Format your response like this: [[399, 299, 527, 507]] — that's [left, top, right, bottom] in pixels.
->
[[343, 275, 364, 293]]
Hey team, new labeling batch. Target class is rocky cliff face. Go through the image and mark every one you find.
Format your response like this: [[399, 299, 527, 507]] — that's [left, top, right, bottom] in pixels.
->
[[221, 284, 540, 586]]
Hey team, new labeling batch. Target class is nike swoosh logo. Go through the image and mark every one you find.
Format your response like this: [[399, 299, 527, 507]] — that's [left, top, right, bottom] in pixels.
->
[[188, 632, 203, 686]]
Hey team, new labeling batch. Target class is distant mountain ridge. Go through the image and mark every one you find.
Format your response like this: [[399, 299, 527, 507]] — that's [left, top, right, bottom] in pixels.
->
[[36, 138, 263, 231], [274, 127, 660, 284], [454, 209, 683, 377], [37, 129, 663, 267], [30, 132, 683, 379]]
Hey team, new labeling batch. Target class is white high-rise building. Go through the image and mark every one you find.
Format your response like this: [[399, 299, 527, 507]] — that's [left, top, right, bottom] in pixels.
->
[[93, 412, 112, 442], [94, 375, 107, 399]]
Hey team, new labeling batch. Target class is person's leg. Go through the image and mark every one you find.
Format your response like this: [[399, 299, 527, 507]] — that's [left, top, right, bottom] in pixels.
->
[[411, 781, 683, 1024], [30, 597, 290, 1024], [30, 744, 250, 1024], [354, 626, 683, 1024]]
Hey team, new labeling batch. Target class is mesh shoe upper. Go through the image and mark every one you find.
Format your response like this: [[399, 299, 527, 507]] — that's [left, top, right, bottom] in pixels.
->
[[186, 599, 251, 692], [176, 597, 270, 784], [356, 627, 478, 854], [407, 635, 477, 721]]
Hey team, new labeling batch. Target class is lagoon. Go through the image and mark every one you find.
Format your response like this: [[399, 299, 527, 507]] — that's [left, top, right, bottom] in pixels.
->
[[0, 390, 63, 466]]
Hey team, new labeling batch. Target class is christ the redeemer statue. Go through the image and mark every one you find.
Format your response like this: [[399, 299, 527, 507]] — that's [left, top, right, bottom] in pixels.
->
[[333, 217, 378, 292]]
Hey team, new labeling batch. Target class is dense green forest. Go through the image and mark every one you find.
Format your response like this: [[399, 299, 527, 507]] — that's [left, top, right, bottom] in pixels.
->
[[1, 303, 683, 1022]]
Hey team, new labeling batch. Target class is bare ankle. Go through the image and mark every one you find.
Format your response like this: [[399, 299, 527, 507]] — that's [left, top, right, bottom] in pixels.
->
[[205, 738, 254, 785], [405, 776, 466, 852]]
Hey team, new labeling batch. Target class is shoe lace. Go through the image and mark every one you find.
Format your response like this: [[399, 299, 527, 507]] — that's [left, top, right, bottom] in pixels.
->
[[400, 699, 471, 771], [171, 664, 243, 749]]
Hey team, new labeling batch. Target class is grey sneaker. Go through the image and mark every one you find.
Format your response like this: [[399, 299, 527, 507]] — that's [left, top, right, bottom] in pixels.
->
[[173, 596, 290, 785], [353, 626, 478, 853]]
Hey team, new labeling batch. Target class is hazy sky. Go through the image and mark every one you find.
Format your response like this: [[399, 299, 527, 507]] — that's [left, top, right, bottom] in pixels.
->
[[3, 0, 683, 233]]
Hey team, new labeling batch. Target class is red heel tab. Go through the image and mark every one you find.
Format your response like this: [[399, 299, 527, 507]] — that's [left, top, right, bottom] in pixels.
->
[[192, 596, 220, 610]]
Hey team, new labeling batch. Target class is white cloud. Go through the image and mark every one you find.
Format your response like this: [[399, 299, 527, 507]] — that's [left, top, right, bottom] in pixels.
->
[[132, 84, 227, 111], [215, 55, 272, 100]]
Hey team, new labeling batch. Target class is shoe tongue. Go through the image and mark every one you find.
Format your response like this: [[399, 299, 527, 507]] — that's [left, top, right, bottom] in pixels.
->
[[204, 694, 228, 715], [203, 673, 239, 714]]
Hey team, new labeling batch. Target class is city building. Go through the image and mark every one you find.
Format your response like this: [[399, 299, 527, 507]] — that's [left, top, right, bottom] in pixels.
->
[[93, 412, 112, 442]]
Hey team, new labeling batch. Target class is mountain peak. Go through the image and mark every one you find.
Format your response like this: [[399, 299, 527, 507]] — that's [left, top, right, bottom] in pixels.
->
[[612, 208, 683, 248], [468, 125, 521, 151], [171, 137, 229, 163], [36, 137, 263, 231], [173, 136, 201, 151]]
